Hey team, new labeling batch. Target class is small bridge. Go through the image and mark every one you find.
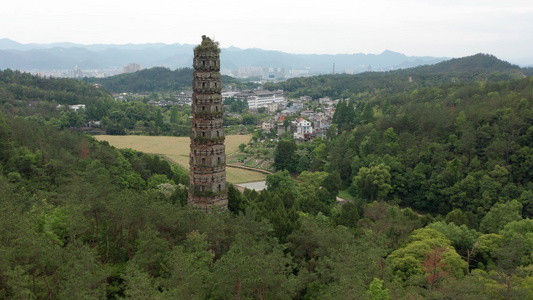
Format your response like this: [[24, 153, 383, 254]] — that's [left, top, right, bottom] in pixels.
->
[[154, 154, 273, 176]]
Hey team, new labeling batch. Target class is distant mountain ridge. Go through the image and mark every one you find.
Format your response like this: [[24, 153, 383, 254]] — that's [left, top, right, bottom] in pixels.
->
[[0, 38, 447, 75]]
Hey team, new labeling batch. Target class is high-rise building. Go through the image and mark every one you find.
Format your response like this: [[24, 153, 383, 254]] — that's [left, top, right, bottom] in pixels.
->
[[123, 63, 143, 74], [188, 36, 227, 211], [261, 67, 285, 81]]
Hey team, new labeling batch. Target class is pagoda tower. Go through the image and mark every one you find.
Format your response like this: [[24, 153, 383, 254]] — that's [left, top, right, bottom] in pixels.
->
[[188, 36, 227, 211]]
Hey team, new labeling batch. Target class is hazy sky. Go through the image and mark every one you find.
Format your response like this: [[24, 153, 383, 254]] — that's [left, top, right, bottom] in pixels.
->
[[2, 0, 532, 62]]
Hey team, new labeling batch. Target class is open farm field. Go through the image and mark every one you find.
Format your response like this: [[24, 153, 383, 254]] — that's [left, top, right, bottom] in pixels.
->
[[95, 135, 265, 183]]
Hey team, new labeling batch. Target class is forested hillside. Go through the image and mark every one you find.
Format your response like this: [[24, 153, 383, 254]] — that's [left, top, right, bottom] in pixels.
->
[[263, 65, 533, 298], [0, 68, 111, 106], [323, 77, 533, 216], [0, 69, 197, 136], [3, 104, 533, 298], [265, 54, 525, 99]]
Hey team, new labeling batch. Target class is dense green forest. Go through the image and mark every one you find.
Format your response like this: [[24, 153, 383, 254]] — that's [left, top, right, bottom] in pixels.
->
[[84, 67, 259, 93], [3, 105, 533, 299], [2, 54, 533, 299], [311, 76, 533, 216]]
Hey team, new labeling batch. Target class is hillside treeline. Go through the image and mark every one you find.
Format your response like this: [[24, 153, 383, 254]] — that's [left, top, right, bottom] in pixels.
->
[[265, 54, 525, 99], [84, 67, 259, 93], [0, 68, 111, 109], [0, 69, 197, 136], [84, 67, 193, 93]]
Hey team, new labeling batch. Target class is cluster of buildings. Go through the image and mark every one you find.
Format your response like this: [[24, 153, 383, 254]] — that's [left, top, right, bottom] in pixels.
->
[[122, 63, 143, 74], [141, 86, 340, 143], [33, 67, 114, 79], [146, 98, 190, 106], [260, 96, 338, 141], [145, 87, 286, 110], [32, 62, 143, 79], [233, 89, 285, 109], [223, 67, 312, 81]]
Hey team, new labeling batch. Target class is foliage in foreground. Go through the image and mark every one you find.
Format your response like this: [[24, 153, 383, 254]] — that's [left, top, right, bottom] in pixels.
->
[[2, 112, 533, 299]]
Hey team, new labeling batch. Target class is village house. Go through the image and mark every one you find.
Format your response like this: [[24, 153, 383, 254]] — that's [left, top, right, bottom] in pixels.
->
[[294, 118, 313, 140], [57, 103, 85, 111], [276, 115, 286, 136], [226, 112, 242, 119], [324, 106, 336, 118], [319, 96, 333, 105], [315, 116, 332, 130], [84, 120, 101, 127], [177, 90, 193, 105], [147, 99, 178, 107], [291, 100, 304, 110], [280, 108, 292, 115], [261, 120, 273, 132], [301, 109, 315, 117], [69, 104, 86, 111], [268, 101, 279, 113]]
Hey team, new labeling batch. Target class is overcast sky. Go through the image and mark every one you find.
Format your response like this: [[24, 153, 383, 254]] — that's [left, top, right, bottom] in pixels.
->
[[2, 0, 532, 63]]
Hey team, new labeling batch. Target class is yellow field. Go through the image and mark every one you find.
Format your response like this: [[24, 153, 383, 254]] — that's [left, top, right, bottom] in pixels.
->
[[95, 135, 266, 184]]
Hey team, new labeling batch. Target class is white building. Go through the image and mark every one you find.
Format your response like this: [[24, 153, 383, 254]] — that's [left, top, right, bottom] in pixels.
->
[[177, 90, 193, 105], [294, 118, 313, 139], [235, 90, 285, 109], [69, 104, 86, 111], [261, 121, 273, 132], [222, 87, 239, 99]]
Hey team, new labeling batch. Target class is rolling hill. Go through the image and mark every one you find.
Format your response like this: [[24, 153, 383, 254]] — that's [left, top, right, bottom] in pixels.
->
[[265, 53, 527, 98]]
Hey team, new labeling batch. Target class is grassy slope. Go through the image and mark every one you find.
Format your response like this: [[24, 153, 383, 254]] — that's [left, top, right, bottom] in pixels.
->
[[95, 134, 266, 184]]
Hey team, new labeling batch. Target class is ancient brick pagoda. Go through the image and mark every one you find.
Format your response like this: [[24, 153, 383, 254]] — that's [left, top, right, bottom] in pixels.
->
[[188, 36, 227, 211]]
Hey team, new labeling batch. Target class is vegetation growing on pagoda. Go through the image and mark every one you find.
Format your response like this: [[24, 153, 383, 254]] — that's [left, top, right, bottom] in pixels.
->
[[194, 35, 221, 54]]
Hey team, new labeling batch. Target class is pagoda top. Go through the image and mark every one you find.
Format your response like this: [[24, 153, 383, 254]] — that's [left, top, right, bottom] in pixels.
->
[[194, 35, 220, 54]]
